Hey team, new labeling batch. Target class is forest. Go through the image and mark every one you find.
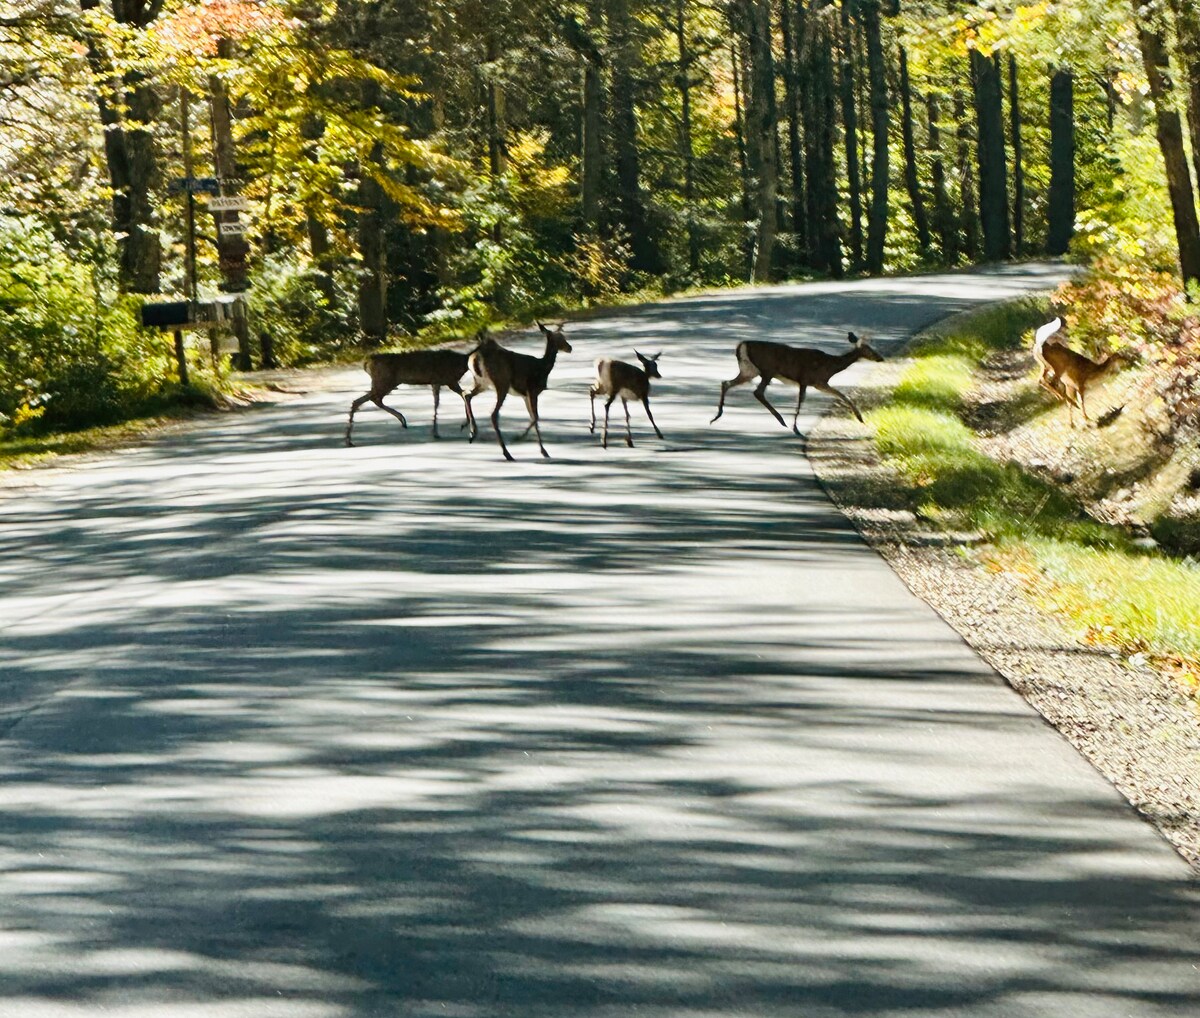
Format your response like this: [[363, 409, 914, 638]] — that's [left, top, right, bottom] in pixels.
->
[[0, 0, 1198, 435]]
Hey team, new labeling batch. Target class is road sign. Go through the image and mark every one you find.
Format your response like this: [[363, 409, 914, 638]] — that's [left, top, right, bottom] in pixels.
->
[[168, 176, 221, 195], [207, 196, 249, 212], [219, 221, 247, 237]]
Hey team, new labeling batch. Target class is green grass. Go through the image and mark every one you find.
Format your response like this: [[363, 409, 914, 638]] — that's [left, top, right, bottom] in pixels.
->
[[863, 297, 1200, 683]]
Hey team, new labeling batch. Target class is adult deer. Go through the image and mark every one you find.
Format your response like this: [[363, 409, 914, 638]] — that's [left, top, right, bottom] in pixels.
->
[[345, 347, 471, 446], [711, 332, 884, 433], [1033, 317, 1130, 428], [589, 350, 664, 449], [464, 321, 572, 461]]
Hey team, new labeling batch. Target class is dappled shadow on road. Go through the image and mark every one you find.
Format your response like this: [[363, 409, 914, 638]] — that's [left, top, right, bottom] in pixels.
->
[[2, 272, 1195, 1017]]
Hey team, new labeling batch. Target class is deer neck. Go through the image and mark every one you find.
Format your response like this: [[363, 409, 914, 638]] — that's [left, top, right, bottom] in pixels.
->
[[539, 336, 561, 376], [826, 347, 862, 378]]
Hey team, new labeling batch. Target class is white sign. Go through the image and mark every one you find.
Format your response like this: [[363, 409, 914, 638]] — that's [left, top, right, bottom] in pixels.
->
[[208, 196, 249, 212], [219, 221, 247, 237]]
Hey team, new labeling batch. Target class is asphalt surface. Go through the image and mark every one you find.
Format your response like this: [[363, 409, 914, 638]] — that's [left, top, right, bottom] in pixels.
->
[[1, 265, 1197, 1017]]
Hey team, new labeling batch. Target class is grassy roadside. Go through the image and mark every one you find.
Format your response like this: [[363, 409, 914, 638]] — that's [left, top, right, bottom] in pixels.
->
[[859, 297, 1200, 690]]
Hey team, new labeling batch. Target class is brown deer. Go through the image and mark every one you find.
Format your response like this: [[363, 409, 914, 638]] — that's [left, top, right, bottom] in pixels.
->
[[711, 332, 884, 433], [345, 347, 472, 446], [464, 321, 572, 461], [1032, 317, 1129, 428], [590, 351, 664, 448]]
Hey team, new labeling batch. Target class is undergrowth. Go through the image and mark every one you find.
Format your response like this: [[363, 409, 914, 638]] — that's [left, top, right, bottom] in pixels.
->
[[864, 294, 1200, 687]]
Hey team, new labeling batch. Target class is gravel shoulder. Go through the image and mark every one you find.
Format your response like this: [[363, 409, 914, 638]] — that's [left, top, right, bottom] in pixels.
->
[[808, 354, 1200, 871]]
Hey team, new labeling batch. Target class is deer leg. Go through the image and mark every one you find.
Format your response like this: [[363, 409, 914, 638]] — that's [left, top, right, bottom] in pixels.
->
[[753, 377, 788, 429], [490, 388, 514, 461], [431, 385, 442, 438], [447, 380, 470, 436], [622, 398, 634, 447], [1076, 385, 1092, 425], [373, 395, 408, 430], [602, 394, 616, 449], [642, 397, 664, 440], [711, 370, 758, 424], [815, 383, 865, 424], [525, 392, 550, 458], [345, 393, 373, 446], [464, 386, 481, 442], [791, 386, 808, 434], [589, 387, 598, 433]]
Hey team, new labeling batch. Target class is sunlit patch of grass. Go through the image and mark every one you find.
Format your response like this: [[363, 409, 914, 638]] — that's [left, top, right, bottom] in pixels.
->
[[862, 297, 1200, 682]]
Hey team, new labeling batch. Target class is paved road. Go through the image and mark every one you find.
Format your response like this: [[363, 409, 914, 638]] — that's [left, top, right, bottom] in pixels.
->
[[1, 266, 1196, 1017]]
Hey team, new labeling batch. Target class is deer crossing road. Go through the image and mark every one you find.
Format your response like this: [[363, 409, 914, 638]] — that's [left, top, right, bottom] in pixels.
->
[[0, 266, 1196, 1017]]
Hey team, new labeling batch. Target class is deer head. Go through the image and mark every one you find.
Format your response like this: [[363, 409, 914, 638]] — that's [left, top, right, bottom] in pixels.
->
[[635, 350, 662, 379], [848, 331, 884, 363], [537, 320, 572, 354]]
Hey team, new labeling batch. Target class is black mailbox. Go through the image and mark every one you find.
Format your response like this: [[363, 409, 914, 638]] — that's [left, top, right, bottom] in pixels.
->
[[141, 302, 194, 328]]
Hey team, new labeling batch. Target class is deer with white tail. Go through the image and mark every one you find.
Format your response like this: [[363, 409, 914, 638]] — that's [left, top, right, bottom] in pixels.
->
[[1032, 317, 1131, 428], [711, 332, 884, 434], [464, 321, 572, 461], [590, 351, 664, 448]]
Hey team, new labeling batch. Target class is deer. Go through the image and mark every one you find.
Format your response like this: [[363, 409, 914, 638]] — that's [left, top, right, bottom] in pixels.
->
[[590, 351, 665, 449], [1032, 317, 1130, 428], [710, 332, 884, 434], [463, 321, 573, 461], [345, 347, 473, 446]]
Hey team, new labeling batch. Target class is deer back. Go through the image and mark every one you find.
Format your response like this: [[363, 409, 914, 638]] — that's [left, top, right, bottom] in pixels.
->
[[366, 348, 469, 394], [594, 358, 649, 399]]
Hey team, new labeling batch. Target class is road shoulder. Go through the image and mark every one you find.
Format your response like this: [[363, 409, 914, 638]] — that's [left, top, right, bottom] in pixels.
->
[[809, 361, 1200, 872]]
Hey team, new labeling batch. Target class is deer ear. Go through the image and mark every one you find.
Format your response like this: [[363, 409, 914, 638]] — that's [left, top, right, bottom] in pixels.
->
[[537, 320, 549, 334], [848, 332, 861, 346]]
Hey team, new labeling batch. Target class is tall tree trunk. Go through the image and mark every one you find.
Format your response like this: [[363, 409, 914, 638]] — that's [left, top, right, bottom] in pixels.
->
[[839, 1, 864, 270], [208, 38, 254, 368], [674, 0, 700, 274], [1008, 54, 1025, 256], [802, 3, 843, 278], [954, 89, 981, 259], [898, 46, 931, 257], [970, 49, 1011, 260], [780, 0, 807, 268], [731, 34, 754, 277], [1166, 0, 1200, 197], [581, 1, 605, 230], [301, 113, 337, 307], [81, 0, 163, 294], [1046, 67, 1075, 256], [608, 0, 658, 271], [484, 30, 506, 179], [862, 0, 888, 274], [741, 0, 778, 281], [1135, 0, 1200, 289], [927, 96, 958, 263]]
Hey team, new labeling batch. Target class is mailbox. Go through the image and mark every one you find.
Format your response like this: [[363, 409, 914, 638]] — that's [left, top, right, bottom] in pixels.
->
[[141, 298, 246, 330]]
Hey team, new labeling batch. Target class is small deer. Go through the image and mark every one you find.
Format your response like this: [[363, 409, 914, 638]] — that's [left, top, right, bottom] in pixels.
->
[[1032, 317, 1129, 428], [711, 332, 884, 433], [590, 351, 664, 449], [464, 321, 572, 461], [345, 347, 472, 446]]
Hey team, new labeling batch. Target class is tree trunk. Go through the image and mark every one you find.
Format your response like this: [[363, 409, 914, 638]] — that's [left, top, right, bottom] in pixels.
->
[[970, 49, 1011, 260], [208, 38, 253, 368], [674, 0, 700, 274], [1046, 67, 1075, 256], [1008, 54, 1025, 256], [1167, 0, 1200, 199], [801, 3, 843, 277], [926, 96, 958, 263], [1135, 0, 1200, 289], [608, 0, 658, 272], [485, 30, 506, 179], [862, 0, 888, 274], [780, 0, 807, 268], [81, 0, 163, 294], [741, 0, 778, 281], [730, 34, 754, 277], [839, 1, 864, 270], [954, 89, 981, 259], [899, 46, 931, 257], [301, 114, 337, 307]]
